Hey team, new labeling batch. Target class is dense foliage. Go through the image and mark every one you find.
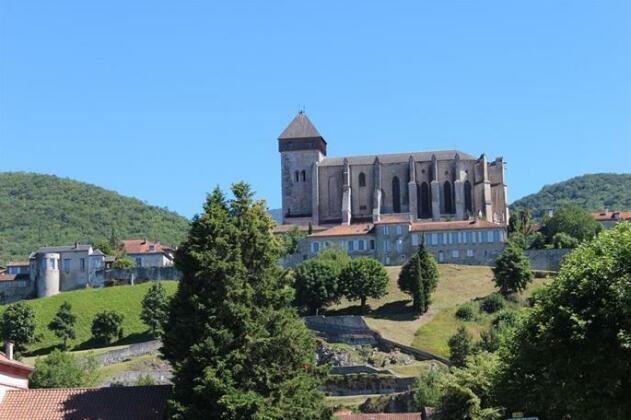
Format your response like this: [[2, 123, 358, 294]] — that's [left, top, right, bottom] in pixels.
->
[[448, 326, 472, 367], [538, 204, 602, 244], [30, 350, 99, 388], [495, 223, 631, 419], [91, 310, 124, 344], [510, 173, 631, 218], [140, 283, 169, 337], [398, 241, 440, 316], [161, 183, 329, 419], [0, 172, 190, 264], [492, 243, 533, 295], [47, 301, 76, 349], [1, 301, 38, 353], [293, 259, 342, 315], [340, 257, 389, 314]]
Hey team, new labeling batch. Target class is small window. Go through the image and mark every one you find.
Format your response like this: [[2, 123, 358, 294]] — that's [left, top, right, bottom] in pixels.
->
[[300, 170, 306, 182], [347, 241, 354, 252], [400, 254, 406, 262], [359, 172, 366, 187], [294, 171, 299, 182], [370, 240, 375, 250], [452, 250, 459, 258], [493, 230, 500, 243], [437, 233, 444, 245], [312, 242, 320, 253], [135, 257, 142, 267], [411, 234, 419, 246], [396, 240, 403, 253], [149, 244, 155, 251], [63, 259, 71, 273], [396, 225, 402, 235], [49, 258, 56, 270], [80, 258, 86, 272], [438, 251, 445, 263], [358, 240, 365, 251], [466, 249, 474, 257], [383, 225, 389, 235]]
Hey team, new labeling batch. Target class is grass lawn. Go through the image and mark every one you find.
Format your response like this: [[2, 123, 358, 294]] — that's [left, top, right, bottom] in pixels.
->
[[0, 281, 178, 356]]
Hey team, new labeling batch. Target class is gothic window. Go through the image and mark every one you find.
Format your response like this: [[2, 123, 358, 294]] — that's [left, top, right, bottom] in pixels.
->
[[464, 181, 472, 213], [444, 181, 454, 214], [392, 176, 401, 213], [418, 182, 431, 218], [300, 170, 306, 182], [359, 172, 366, 187], [294, 171, 299, 182]]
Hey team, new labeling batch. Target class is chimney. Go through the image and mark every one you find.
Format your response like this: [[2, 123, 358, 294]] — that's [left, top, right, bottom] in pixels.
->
[[5, 340, 14, 360], [547, 209, 554, 218], [74, 242, 79, 249]]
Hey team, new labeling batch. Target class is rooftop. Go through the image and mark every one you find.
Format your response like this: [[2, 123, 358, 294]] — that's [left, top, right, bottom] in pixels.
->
[[272, 223, 329, 234], [122, 239, 173, 255], [278, 111, 325, 141], [31, 244, 92, 256], [591, 210, 631, 221], [6, 261, 29, 267], [0, 385, 171, 420], [320, 150, 476, 167], [411, 219, 504, 232], [309, 223, 374, 237]]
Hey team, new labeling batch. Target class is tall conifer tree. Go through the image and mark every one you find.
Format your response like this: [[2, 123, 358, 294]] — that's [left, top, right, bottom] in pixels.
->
[[161, 183, 329, 419]]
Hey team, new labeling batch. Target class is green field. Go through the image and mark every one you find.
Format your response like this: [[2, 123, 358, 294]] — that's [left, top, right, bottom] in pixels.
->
[[1, 281, 178, 356]]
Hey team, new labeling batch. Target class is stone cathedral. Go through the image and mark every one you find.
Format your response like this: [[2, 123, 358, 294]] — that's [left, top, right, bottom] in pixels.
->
[[279, 112, 509, 227]]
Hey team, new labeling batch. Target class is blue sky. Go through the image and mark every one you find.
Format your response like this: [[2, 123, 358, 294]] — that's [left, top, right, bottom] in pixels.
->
[[1, 1, 630, 218]]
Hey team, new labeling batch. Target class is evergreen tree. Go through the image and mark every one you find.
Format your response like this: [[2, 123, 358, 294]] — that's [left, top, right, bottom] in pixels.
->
[[492, 243, 533, 296], [398, 239, 439, 316], [340, 257, 389, 314], [140, 283, 169, 337], [448, 326, 472, 368], [48, 301, 76, 350], [1, 301, 38, 354], [161, 183, 329, 419]]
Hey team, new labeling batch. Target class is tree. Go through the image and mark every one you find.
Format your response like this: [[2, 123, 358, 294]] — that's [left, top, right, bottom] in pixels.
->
[[494, 223, 631, 419], [398, 240, 439, 316], [492, 242, 533, 295], [30, 350, 99, 388], [415, 368, 443, 409], [340, 257, 389, 314], [112, 256, 135, 269], [448, 326, 472, 368], [91, 310, 124, 344], [161, 184, 329, 419], [282, 226, 307, 256], [1, 301, 37, 354], [551, 231, 579, 249], [141, 283, 169, 337], [540, 204, 602, 245], [293, 259, 341, 314], [48, 301, 76, 350]]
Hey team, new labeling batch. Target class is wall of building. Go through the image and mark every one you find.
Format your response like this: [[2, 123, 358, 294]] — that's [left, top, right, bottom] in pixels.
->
[[0, 279, 34, 304], [281, 149, 323, 219], [103, 267, 181, 284], [524, 248, 572, 272], [128, 253, 172, 268]]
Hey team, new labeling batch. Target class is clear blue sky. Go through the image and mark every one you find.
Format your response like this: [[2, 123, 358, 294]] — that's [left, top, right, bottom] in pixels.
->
[[1, 1, 630, 218]]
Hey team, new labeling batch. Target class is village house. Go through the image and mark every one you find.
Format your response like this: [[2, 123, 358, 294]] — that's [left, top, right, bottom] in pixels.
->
[[591, 210, 631, 229], [121, 239, 174, 268], [0, 342, 32, 392]]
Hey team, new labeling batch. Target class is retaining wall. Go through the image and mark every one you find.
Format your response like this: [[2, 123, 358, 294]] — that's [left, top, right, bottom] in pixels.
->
[[524, 248, 572, 272], [101, 267, 181, 284]]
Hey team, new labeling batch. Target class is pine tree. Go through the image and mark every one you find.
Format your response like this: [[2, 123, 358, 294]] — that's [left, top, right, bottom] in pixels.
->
[[161, 183, 329, 419], [493, 242, 533, 295], [140, 283, 169, 337], [398, 239, 439, 316], [48, 301, 76, 350]]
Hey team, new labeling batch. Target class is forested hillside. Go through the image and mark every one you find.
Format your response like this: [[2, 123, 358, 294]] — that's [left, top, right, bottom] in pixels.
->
[[511, 173, 631, 218], [0, 172, 190, 264]]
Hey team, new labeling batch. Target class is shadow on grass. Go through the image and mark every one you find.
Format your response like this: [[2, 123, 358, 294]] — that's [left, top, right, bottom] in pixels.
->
[[325, 299, 417, 321], [73, 331, 155, 352], [26, 344, 63, 357]]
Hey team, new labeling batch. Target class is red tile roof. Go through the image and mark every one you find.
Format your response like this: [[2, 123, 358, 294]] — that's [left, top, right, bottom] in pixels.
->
[[309, 224, 374, 237], [0, 273, 17, 282], [374, 214, 412, 224], [6, 261, 29, 267], [411, 219, 504, 232], [0, 351, 33, 379], [0, 385, 171, 420], [335, 413, 422, 420], [121, 239, 172, 255], [272, 223, 328, 234], [591, 211, 631, 222]]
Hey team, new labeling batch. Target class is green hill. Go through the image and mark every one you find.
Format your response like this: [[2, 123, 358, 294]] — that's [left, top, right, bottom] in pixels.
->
[[0, 172, 190, 264], [0, 281, 178, 356], [511, 173, 631, 218]]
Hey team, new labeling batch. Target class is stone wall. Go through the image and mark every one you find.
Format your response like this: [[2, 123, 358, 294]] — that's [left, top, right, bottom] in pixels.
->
[[94, 340, 162, 366], [323, 374, 417, 396], [101, 267, 181, 284], [524, 248, 572, 272]]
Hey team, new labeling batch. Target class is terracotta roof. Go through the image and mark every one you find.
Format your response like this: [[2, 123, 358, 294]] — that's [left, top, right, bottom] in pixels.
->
[[309, 224, 374, 237], [335, 413, 422, 420], [0, 273, 17, 282], [411, 220, 504, 232], [374, 214, 412, 225], [122, 239, 172, 255], [278, 111, 324, 140], [0, 385, 171, 420], [0, 351, 33, 377], [272, 224, 329, 234], [6, 261, 29, 267], [591, 211, 631, 221]]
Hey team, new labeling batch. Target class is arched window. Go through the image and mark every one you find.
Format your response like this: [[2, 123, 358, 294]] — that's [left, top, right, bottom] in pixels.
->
[[444, 181, 453, 214], [464, 181, 472, 213], [392, 177, 401, 213], [300, 170, 306, 182], [294, 171, 299, 182], [359, 172, 366, 187], [418, 182, 431, 218]]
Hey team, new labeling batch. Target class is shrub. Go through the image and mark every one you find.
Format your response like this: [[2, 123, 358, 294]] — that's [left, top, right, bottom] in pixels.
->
[[455, 303, 477, 321], [492, 310, 518, 328], [448, 327, 472, 368], [479, 293, 505, 314], [30, 350, 99, 388]]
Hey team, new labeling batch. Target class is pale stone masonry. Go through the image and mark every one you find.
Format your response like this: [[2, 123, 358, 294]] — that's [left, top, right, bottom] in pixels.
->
[[276, 112, 509, 266]]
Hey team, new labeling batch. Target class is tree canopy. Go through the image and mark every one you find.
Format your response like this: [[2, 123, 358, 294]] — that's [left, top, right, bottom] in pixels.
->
[[293, 259, 342, 315], [340, 257, 389, 314], [398, 240, 439, 316], [492, 243, 533, 295], [1, 301, 38, 354], [161, 183, 329, 419]]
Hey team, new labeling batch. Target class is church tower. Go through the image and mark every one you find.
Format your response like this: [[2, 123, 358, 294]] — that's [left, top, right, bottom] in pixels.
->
[[278, 112, 326, 224]]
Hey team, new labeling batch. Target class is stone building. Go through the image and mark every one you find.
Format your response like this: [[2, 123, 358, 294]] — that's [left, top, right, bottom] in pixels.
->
[[121, 239, 174, 268], [276, 112, 509, 266]]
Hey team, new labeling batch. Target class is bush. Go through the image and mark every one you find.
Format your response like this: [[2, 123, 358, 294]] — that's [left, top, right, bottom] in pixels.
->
[[492, 310, 518, 328], [30, 350, 99, 388], [91, 310, 124, 344], [455, 303, 477, 321], [479, 293, 505, 314]]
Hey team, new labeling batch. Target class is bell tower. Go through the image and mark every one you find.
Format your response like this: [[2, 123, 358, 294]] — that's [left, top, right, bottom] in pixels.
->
[[278, 112, 326, 224]]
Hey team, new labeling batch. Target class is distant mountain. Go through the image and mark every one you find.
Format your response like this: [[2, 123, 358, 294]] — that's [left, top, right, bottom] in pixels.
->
[[268, 208, 283, 224], [0, 172, 190, 264], [511, 173, 631, 218]]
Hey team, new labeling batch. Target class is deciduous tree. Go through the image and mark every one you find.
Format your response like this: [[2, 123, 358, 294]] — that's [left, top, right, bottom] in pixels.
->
[[30, 350, 99, 388], [91, 310, 124, 344], [492, 243, 533, 295], [340, 257, 389, 314], [1, 301, 38, 354], [48, 301, 76, 350], [293, 259, 341, 315]]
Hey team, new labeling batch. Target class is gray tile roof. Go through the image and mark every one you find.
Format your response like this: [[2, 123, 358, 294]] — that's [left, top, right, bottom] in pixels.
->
[[278, 112, 323, 140], [319, 150, 476, 167], [30, 244, 92, 256]]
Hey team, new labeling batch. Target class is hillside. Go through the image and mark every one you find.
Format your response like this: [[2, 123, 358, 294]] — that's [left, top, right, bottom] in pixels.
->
[[0, 281, 179, 356], [511, 173, 631, 218], [0, 172, 190, 264]]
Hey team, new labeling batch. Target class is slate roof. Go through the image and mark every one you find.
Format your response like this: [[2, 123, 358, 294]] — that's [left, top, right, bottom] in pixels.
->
[[278, 111, 325, 141], [31, 244, 92, 256], [320, 150, 475, 167], [0, 385, 171, 420], [411, 220, 503, 232]]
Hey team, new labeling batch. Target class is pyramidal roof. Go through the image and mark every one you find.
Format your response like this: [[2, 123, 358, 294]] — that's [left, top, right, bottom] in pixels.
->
[[278, 112, 324, 140]]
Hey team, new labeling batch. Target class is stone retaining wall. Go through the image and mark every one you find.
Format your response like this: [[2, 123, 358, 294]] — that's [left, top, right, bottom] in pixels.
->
[[524, 248, 572, 272], [94, 340, 162, 366]]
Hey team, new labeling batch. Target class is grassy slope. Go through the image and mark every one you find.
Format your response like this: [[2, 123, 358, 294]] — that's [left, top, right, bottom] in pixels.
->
[[1, 281, 178, 356]]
